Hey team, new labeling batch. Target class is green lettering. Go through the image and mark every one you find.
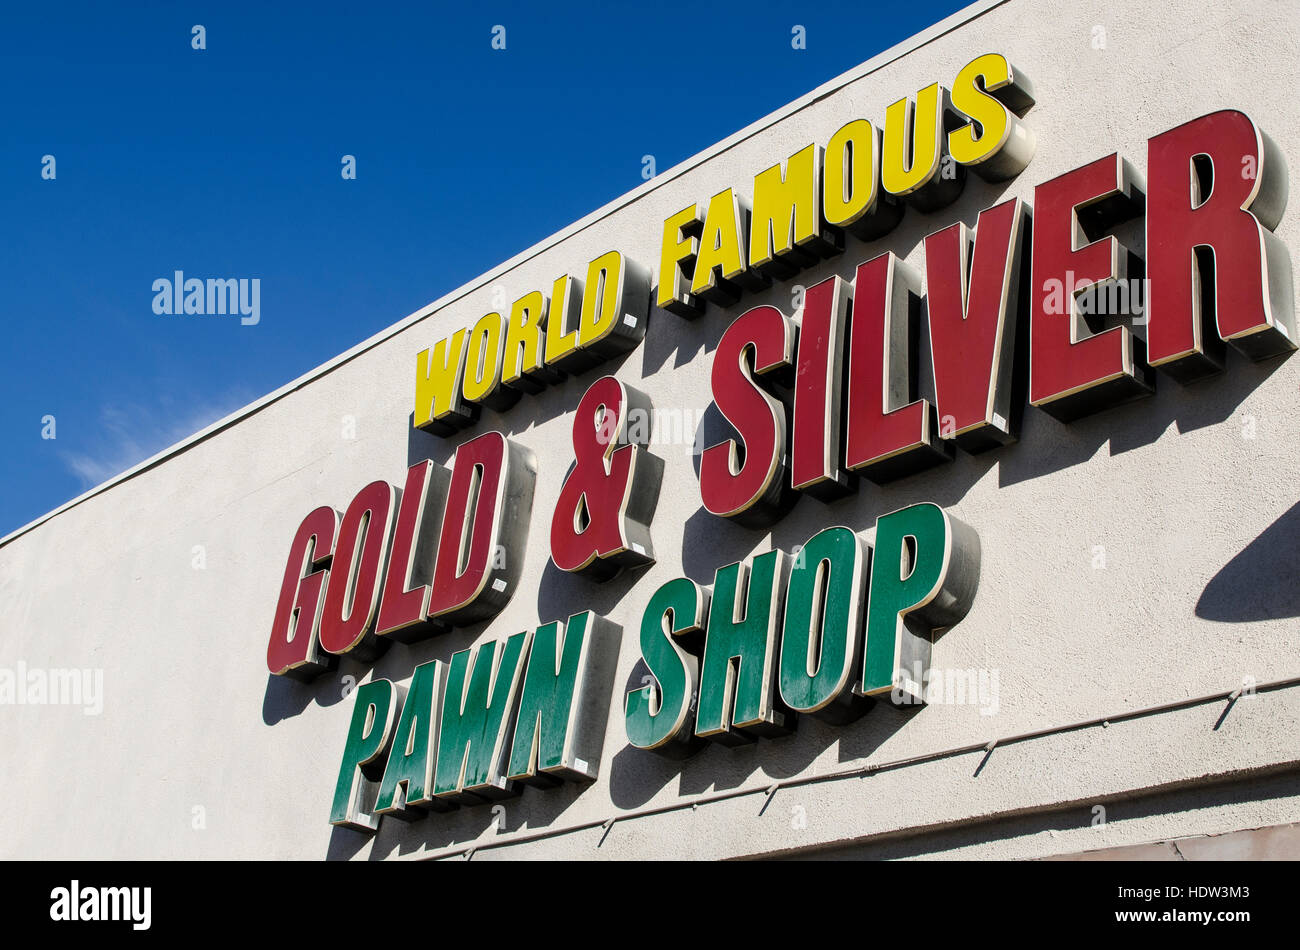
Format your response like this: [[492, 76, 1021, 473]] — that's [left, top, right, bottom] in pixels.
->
[[859, 503, 980, 702], [433, 632, 530, 802], [625, 578, 707, 754], [779, 526, 870, 722], [508, 612, 616, 783], [695, 550, 790, 743], [330, 679, 397, 831]]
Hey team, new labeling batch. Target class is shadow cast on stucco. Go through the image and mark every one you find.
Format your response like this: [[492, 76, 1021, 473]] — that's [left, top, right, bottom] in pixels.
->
[[261, 657, 359, 726], [606, 662, 913, 810], [1197, 498, 1300, 622], [999, 346, 1289, 490], [406, 414, 458, 468], [639, 168, 1017, 381], [362, 777, 589, 860], [536, 553, 658, 622], [322, 775, 593, 860], [403, 349, 639, 468], [502, 350, 639, 439], [679, 435, 1000, 588], [326, 824, 371, 861]]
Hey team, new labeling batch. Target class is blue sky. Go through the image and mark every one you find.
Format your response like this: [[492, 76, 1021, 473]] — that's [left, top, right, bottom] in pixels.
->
[[0, 0, 968, 537]]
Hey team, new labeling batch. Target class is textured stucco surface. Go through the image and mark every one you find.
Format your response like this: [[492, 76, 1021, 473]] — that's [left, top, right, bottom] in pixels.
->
[[2, 0, 1299, 859]]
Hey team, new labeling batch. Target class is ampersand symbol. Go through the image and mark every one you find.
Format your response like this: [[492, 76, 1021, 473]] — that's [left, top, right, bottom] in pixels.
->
[[550, 376, 661, 580]]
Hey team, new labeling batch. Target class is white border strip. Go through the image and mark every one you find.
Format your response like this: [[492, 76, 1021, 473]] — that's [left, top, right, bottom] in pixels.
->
[[1, 0, 1007, 549]]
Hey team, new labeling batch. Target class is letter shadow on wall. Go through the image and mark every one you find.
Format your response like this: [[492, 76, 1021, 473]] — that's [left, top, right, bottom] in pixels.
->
[[1197, 499, 1300, 622], [535, 451, 665, 620], [356, 781, 592, 862], [680, 348, 1292, 590], [406, 412, 461, 468], [262, 660, 360, 726], [606, 657, 913, 811], [996, 197, 1288, 490], [679, 396, 1001, 585], [404, 349, 640, 459], [998, 346, 1289, 492]]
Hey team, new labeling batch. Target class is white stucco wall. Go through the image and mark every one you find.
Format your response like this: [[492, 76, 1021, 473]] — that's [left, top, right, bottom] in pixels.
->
[[2, 0, 1299, 860]]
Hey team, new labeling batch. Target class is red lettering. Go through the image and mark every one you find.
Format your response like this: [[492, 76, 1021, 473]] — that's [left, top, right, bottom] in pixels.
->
[[266, 506, 339, 679], [1147, 110, 1295, 380], [700, 304, 797, 527], [319, 480, 396, 660], [427, 431, 536, 625], [924, 197, 1028, 452], [1029, 153, 1152, 421], [845, 251, 950, 481], [375, 460, 449, 643], [791, 275, 852, 498], [551, 376, 659, 579]]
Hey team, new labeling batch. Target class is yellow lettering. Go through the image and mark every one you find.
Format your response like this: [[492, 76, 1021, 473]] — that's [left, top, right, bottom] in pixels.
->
[[823, 119, 902, 239], [502, 290, 547, 390], [577, 249, 650, 359], [414, 329, 470, 434], [882, 83, 964, 212], [658, 204, 703, 317], [579, 250, 624, 350], [691, 189, 751, 303], [750, 143, 826, 277], [462, 311, 507, 405], [949, 53, 1036, 181], [544, 274, 583, 370]]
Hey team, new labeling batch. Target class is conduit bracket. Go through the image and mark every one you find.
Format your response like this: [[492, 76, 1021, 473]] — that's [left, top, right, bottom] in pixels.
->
[[974, 738, 998, 778], [1215, 688, 1243, 731], [597, 817, 616, 848]]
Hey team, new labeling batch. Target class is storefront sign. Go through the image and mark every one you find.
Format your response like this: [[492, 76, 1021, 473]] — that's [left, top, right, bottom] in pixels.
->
[[263, 52, 1294, 831]]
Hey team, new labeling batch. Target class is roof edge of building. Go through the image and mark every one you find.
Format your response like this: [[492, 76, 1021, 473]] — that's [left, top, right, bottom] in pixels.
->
[[0, 0, 1008, 551]]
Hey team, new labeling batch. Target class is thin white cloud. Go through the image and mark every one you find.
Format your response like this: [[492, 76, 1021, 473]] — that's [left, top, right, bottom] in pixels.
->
[[60, 391, 255, 491]]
